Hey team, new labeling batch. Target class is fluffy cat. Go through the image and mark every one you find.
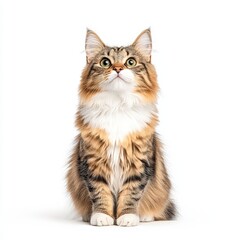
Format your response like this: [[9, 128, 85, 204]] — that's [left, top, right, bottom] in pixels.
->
[[66, 29, 175, 226]]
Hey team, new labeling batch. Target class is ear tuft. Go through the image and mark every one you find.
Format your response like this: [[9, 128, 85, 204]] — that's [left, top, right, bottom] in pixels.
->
[[85, 29, 105, 63], [132, 29, 152, 62]]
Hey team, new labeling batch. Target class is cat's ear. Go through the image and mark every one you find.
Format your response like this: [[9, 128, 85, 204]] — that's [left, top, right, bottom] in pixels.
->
[[132, 28, 152, 62], [85, 29, 105, 63]]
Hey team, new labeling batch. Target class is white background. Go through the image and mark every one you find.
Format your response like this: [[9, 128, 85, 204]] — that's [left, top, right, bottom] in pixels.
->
[[1, 0, 240, 239]]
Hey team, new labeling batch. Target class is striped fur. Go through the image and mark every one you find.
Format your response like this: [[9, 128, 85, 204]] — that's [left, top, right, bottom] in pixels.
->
[[66, 29, 175, 226]]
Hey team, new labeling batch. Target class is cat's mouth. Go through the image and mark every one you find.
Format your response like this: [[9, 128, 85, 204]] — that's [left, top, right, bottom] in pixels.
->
[[107, 73, 132, 84], [102, 70, 135, 91], [106, 77, 128, 85], [112, 75, 129, 83]]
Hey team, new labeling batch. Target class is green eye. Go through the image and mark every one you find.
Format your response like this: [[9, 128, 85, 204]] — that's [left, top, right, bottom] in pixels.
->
[[100, 58, 111, 68], [126, 58, 137, 67]]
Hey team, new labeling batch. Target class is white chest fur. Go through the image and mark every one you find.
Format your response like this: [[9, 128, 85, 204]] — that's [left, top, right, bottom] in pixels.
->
[[80, 92, 156, 194], [80, 92, 156, 144]]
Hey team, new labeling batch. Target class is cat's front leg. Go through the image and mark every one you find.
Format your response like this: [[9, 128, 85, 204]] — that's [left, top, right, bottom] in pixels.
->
[[87, 178, 115, 226], [89, 183, 114, 226], [116, 171, 149, 226], [79, 158, 115, 226]]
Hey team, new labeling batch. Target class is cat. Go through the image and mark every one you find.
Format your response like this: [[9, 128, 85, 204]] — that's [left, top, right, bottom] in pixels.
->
[[66, 28, 175, 226]]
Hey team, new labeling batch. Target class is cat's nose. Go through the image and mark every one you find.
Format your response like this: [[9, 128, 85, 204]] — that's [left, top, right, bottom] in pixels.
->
[[113, 64, 124, 73]]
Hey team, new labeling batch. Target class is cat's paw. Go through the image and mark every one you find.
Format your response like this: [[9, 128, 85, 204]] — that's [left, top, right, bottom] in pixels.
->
[[90, 212, 114, 226], [140, 216, 154, 222], [117, 214, 139, 227]]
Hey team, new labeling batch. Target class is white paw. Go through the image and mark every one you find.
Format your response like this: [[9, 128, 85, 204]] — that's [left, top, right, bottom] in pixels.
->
[[90, 212, 114, 226], [117, 214, 139, 227], [140, 216, 154, 222]]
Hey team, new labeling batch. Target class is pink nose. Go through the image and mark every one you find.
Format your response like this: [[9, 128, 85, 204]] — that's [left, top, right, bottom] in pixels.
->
[[113, 65, 124, 73]]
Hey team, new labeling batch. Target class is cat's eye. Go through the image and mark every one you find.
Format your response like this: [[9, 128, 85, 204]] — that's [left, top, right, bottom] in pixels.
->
[[100, 58, 111, 68], [125, 58, 137, 68]]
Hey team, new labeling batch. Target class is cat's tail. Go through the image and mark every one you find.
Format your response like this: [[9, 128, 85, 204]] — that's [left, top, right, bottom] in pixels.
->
[[164, 200, 176, 220], [154, 200, 176, 221]]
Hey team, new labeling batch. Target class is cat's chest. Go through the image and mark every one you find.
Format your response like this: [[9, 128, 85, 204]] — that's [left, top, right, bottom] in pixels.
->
[[80, 103, 154, 144]]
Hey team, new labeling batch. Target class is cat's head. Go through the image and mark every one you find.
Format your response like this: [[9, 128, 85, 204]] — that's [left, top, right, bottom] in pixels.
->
[[80, 29, 158, 104]]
